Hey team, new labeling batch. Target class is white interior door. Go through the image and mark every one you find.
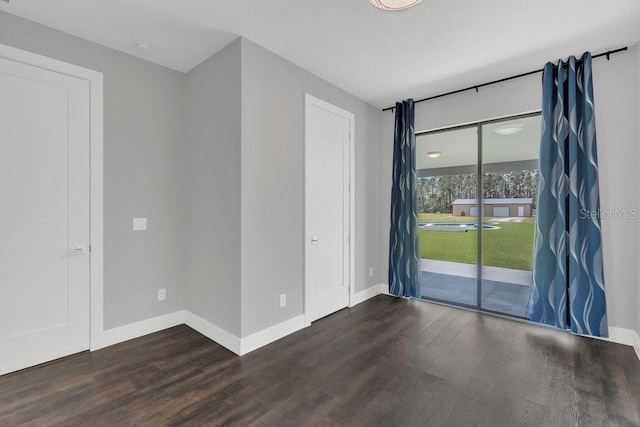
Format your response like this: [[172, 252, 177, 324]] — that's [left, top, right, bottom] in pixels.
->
[[305, 95, 353, 324], [0, 57, 90, 376]]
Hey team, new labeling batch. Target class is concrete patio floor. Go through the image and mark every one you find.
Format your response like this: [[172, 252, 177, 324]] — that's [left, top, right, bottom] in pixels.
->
[[420, 260, 532, 317]]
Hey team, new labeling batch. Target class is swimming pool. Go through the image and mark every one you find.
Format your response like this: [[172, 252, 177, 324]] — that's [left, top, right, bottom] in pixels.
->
[[419, 222, 500, 231]]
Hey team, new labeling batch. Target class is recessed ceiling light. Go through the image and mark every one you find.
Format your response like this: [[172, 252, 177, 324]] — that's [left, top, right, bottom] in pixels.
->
[[428, 151, 441, 158], [369, 0, 424, 11], [135, 43, 153, 53], [494, 123, 524, 136]]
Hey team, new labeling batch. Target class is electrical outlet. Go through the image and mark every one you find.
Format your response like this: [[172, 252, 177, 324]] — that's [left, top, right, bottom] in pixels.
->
[[369, 267, 374, 277], [158, 288, 166, 301], [279, 294, 286, 308]]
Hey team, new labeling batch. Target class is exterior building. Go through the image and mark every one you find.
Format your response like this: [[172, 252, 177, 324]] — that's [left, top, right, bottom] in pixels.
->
[[451, 198, 534, 217]]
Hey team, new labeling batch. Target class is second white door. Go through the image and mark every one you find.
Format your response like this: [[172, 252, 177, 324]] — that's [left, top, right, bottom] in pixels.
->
[[305, 95, 353, 324]]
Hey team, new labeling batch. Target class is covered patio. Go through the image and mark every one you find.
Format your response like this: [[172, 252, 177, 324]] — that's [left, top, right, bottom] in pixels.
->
[[420, 259, 532, 318]]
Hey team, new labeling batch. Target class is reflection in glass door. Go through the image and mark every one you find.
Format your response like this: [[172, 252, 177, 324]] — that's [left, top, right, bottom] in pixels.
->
[[417, 113, 541, 318]]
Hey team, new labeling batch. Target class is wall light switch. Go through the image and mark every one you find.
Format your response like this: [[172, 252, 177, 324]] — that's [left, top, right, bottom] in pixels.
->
[[369, 267, 374, 277], [158, 288, 166, 301], [133, 218, 147, 231], [280, 294, 287, 308]]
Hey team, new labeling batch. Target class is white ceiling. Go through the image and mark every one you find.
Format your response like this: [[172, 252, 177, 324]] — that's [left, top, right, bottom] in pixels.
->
[[3, 0, 640, 108], [416, 115, 541, 170]]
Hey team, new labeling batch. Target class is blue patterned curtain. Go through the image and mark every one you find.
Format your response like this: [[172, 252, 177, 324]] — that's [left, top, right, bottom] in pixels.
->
[[388, 99, 421, 298], [528, 53, 608, 337]]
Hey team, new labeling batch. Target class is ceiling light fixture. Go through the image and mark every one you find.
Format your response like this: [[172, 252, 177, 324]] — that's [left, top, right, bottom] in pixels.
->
[[494, 123, 524, 136], [369, 0, 424, 11], [427, 151, 441, 158]]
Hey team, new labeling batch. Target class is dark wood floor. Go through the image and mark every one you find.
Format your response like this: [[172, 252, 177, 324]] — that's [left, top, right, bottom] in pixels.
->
[[1, 296, 639, 426]]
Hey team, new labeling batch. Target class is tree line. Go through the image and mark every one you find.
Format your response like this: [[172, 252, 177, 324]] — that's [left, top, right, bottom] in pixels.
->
[[417, 170, 539, 213]]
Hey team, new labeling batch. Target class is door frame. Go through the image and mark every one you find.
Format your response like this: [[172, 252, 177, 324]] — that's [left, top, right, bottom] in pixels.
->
[[303, 94, 355, 327], [0, 43, 105, 351]]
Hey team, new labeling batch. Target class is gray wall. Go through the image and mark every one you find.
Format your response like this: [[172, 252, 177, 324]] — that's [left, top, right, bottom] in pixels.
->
[[380, 44, 640, 331], [0, 13, 383, 340], [184, 40, 242, 335], [240, 38, 382, 337], [594, 45, 640, 332], [0, 11, 187, 329]]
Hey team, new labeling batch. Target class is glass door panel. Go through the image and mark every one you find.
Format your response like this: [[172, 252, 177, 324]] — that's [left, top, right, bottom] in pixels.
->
[[480, 116, 541, 317], [416, 125, 479, 308]]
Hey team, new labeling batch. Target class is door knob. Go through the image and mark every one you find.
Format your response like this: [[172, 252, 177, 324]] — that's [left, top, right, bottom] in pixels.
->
[[66, 246, 87, 256], [311, 237, 324, 244]]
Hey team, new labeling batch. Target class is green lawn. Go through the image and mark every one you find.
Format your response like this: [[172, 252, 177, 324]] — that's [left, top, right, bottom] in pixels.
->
[[419, 213, 535, 271]]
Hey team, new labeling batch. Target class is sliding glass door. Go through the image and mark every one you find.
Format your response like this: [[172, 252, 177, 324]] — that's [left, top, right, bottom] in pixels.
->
[[417, 113, 541, 318]]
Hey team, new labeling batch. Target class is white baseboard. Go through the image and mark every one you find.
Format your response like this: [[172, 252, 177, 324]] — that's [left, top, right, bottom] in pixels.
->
[[87, 284, 390, 357], [351, 284, 384, 306], [91, 310, 186, 351], [91, 310, 306, 358], [185, 313, 306, 356], [634, 331, 640, 361], [184, 311, 241, 355], [605, 327, 637, 347], [240, 315, 306, 355]]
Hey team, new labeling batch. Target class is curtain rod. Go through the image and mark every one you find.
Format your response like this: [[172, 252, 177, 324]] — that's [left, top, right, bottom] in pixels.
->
[[382, 46, 628, 112]]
